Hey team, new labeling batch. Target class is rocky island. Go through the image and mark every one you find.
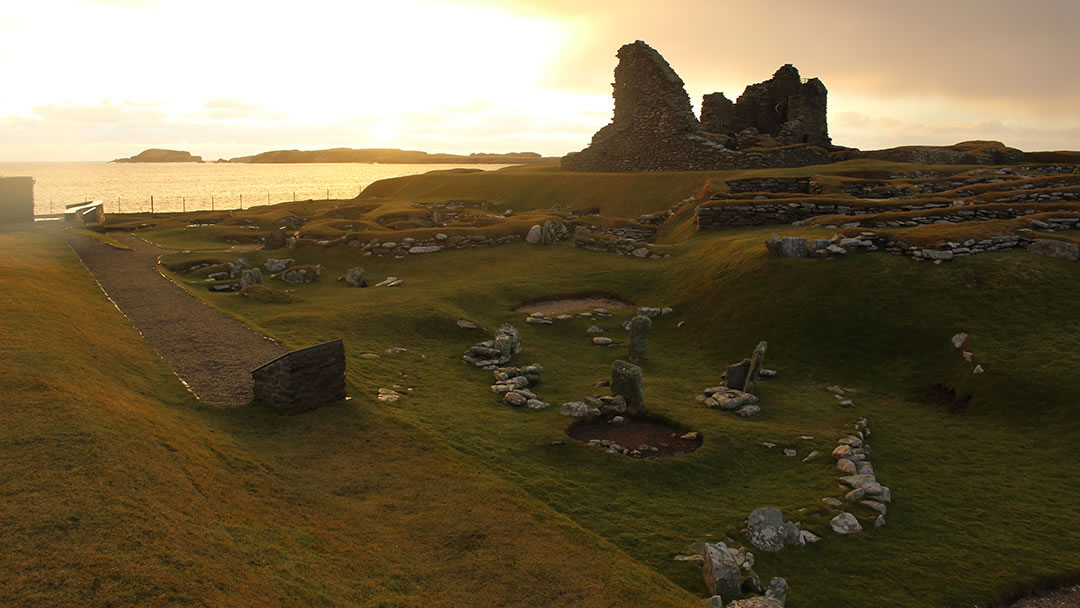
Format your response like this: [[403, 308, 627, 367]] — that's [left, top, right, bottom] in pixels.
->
[[221, 148, 551, 164], [112, 149, 204, 163]]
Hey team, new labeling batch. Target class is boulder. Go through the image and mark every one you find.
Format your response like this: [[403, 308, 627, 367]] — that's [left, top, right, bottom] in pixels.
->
[[1028, 238, 1079, 261], [830, 512, 863, 534], [702, 542, 742, 599], [345, 266, 366, 287], [493, 324, 523, 361], [610, 360, 645, 410], [240, 268, 262, 288], [746, 508, 787, 552], [766, 235, 809, 258], [708, 389, 757, 410], [627, 315, 651, 363], [265, 257, 295, 273], [560, 401, 600, 417], [736, 404, 761, 417], [526, 225, 543, 243]]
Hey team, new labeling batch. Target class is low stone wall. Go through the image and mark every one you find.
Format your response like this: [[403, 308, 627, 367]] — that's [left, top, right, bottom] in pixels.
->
[[252, 339, 346, 415], [766, 231, 1038, 262], [696, 200, 952, 228], [574, 230, 667, 259], [301, 223, 573, 257], [574, 223, 656, 242], [727, 177, 817, 194], [829, 207, 1080, 229]]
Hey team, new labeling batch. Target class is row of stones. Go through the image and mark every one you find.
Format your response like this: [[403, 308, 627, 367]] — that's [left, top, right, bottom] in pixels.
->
[[826, 417, 890, 531], [696, 200, 954, 228], [574, 231, 668, 258], [810, 207, 1078, 230], [765, 232, 1068, 263], [204, 256, 323, 291]]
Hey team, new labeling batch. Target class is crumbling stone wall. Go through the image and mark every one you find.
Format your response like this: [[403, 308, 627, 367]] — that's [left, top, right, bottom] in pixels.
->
[[700, 92, 735, 134], [717, 64, 831, 147], [252, 339, 346, 415], [561, 41, 831, 172]]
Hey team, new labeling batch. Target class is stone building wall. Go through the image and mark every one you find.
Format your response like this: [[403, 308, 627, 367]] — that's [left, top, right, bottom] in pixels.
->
[[726, 65, 831, 148], [560, 41, 832, 172], [252, 339, 346, 415]]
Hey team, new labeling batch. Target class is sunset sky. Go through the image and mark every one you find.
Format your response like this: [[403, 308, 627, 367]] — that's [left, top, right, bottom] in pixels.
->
[[3, 0, 1079, 161]]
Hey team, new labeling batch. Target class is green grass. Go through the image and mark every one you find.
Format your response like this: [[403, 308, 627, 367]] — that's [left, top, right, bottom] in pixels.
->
[[0, 229, 698, 607], [149, 218, 1080, 607], [10, 160, 1080, 606]]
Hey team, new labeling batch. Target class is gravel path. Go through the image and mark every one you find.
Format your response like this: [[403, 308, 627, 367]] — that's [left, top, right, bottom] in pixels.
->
[[65, 231, 285, 406], [1007, 585, 1080, 608]]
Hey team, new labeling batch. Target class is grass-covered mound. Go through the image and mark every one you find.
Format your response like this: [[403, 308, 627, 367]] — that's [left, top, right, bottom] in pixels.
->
[[149, 209, 1080, 606], [0, 229, 698, 607]]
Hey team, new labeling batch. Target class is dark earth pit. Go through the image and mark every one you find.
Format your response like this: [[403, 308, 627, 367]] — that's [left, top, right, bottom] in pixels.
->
[[567, 414, 702, 459]]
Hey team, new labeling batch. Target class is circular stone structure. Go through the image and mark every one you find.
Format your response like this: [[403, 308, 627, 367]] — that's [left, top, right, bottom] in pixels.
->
[[567, 414, 701, 459]]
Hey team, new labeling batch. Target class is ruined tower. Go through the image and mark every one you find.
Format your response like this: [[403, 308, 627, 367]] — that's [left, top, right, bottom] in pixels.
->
[[561, 42, 832, 172]]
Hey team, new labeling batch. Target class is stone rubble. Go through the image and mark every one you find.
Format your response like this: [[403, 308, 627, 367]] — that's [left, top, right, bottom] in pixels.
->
[[826, 417, 890, 532], [462, 324, 523, 369]]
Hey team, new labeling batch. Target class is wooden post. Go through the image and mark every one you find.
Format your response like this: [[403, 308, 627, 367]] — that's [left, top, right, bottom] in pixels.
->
[[151, 195, 154, 214], [118, 196, 121, 214], [211, 195, 215, 211], [183, 197, 186, 213], [267, 192, 269, 206], [326, 188, 329, 200], [240, 194, 243, 210]]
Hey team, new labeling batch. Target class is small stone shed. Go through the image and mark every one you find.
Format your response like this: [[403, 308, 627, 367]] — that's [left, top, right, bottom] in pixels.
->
[[251, 338, 347, 415]]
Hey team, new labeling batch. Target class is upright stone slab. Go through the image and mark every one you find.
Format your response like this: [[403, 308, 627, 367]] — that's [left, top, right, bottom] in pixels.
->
[[610, 359, 645, 410], [541, 219, 554, 245], [726, 359, 751, 391], [702, 542, 742, 599], [745, 341, 768, 394], [251, 339, 346, 415], [526, 225, 543, 243], [627, 314, 651, 363], [493, 324, 523, 361]]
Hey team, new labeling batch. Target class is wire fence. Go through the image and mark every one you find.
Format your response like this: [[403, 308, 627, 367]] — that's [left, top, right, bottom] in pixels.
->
[[38, 187, 368, 216]]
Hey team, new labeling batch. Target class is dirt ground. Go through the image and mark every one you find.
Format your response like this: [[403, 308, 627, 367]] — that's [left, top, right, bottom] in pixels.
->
[[516, 297, 631, 315], [64, 231, 285, 406]]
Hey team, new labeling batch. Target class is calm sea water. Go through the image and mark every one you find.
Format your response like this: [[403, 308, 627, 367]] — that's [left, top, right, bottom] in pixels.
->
[[0, 162, 516, 216]]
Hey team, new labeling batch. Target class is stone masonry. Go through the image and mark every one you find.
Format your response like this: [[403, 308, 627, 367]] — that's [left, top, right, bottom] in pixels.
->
[[704, 64, 831, 148], [561, 41, 831, 172], [251, 339, 346, 415]]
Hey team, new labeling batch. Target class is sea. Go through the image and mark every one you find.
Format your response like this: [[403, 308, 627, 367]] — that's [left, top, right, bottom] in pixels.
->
[[0, 162, 518, 216]]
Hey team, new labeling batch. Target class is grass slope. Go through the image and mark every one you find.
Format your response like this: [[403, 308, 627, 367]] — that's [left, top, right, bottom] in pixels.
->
[[155, 219, 1080, 607], [0, 229, 698, 607]]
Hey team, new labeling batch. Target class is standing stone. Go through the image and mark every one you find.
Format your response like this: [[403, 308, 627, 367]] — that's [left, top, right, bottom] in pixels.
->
[[702, 543, 742, 599], [746, 508, 786, 552], [745, 341, 768, 394], [493, 324, 523, 362], [627, 315, 651, 363], [541, 220, 554, 245], [610, 360, 645, 410], [345, 266, 366, 287], [526, 225, 543, 243], [726, 359, 751, 391]]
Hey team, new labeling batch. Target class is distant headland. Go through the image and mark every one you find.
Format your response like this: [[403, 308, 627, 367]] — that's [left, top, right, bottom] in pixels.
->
[[219, 148, 553, 164], [112, 149, 204, 163], [110, 147, 553, 165]]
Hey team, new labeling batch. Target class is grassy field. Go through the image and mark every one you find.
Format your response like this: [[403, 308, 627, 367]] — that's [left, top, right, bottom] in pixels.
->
[[0, 229, 697, 607], [7, 159, 1080, 606]]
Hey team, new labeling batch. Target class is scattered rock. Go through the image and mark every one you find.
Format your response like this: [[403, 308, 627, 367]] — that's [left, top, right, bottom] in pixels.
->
[[830, 512, 863, 534], [560, 401, 600, 418], [456, 319, 478, 329], [801, 450, 820, 462], [593, 336, 614, 346], [783, 448, 797, 457], [951, 332, 969, 349], [702, 543, 742, 598], [736, 404, 761, 417], [526, 224, 543, 243], [344, 266, 366, 287], [586, 325, 604, 334], [240, 268, 262, 288], [265, 257, 295, 273]]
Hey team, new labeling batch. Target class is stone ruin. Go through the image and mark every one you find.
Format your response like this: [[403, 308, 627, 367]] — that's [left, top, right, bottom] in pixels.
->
[[561, 40, 833, 172], [702, 64, 830, 149], [251, 339, 346, 415]]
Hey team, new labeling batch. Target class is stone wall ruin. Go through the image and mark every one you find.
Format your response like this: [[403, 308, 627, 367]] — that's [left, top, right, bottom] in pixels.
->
[[561, 41, 832, 172], [251, 339, 346, 415]]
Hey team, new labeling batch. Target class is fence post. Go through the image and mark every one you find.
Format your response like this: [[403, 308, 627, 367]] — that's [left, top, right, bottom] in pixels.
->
[[118, 196, 121, 214], [183, 196, 186, 213], [240, 194, 243, 210], [326, 188, 329, 200], [211, 195, 215, 211], [151, 195, 154, 214], [267, 192, 270, 206]]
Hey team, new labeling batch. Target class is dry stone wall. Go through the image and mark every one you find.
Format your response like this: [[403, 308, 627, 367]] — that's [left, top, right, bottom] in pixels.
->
[[251, 339, 346, 415]]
